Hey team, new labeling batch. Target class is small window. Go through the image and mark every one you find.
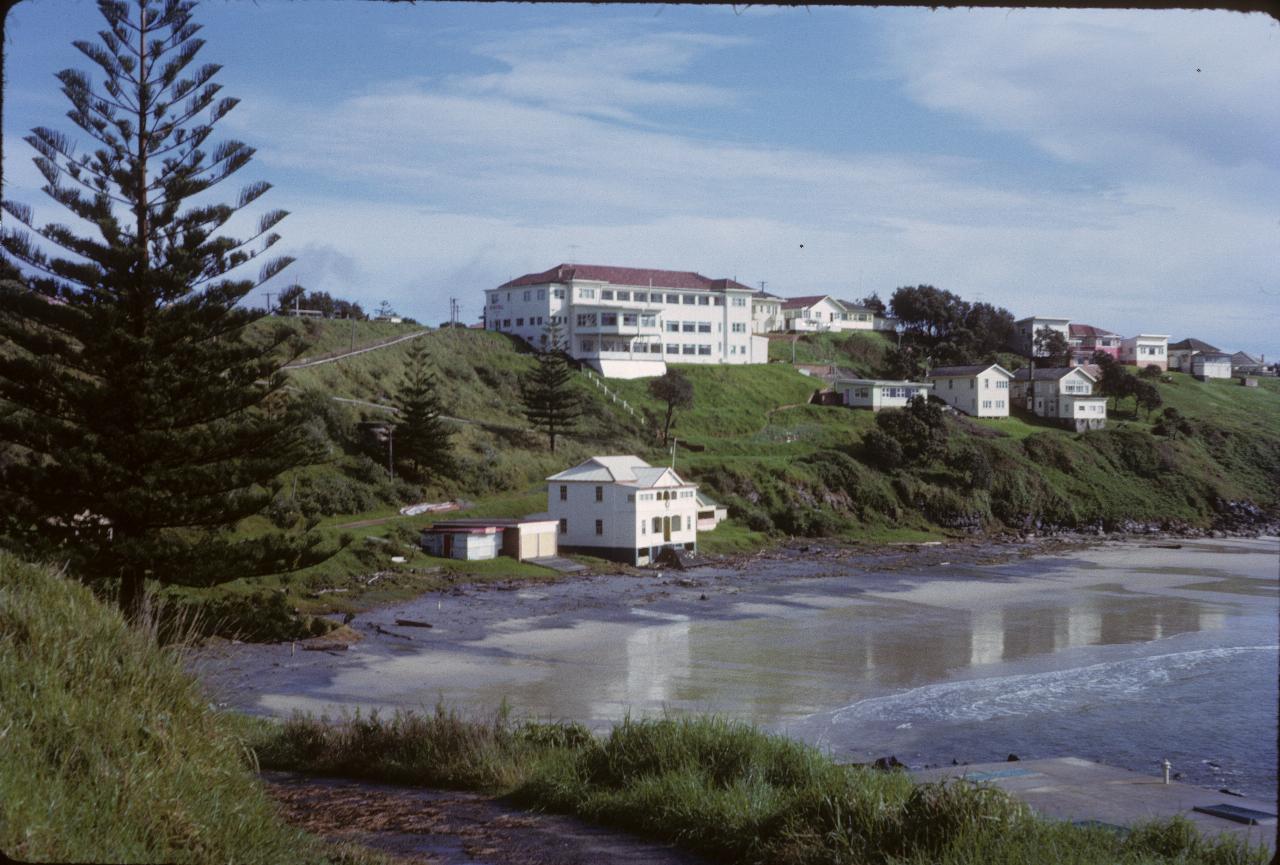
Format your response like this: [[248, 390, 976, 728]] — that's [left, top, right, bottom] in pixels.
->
[[595, 519, 603, 535], [616, 291, 630, 301], [516, 318, 524, 326], [553, 288, 565, 299], [683, 345, 696, 355], [666, 322, 679, 333], [666, 293, 680, 304], [682, 294, 696, 305], [697, 322, 711, 333], [698, 345, 711, 356], [559, 485, 567, 501], [627, 493, 635, 502], [595, 486, 603, 502], [559, 518, 567, 534], [523, 291, 531, 301], [683, 322, 696, 333], [697, 295, 710, 305], [537, 289, 545, 300], [601, 290, 614, 300], [640, 520, 647, 535], [713, 297, 724, 306]]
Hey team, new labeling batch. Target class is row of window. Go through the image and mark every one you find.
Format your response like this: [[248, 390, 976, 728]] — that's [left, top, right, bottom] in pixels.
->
[[487, 288, 760, 308], [577, 339, 752, 356], [980, 400, 1007, 409], [559, 486, 695, 502], [556, 515, 688, 537], [945, 379, 1010, 390]]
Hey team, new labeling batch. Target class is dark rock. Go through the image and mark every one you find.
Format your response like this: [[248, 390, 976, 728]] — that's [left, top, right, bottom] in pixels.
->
[[698, 593, 708, 601], [873, 755, 905, 771], [1007, 753, 1020, 762]]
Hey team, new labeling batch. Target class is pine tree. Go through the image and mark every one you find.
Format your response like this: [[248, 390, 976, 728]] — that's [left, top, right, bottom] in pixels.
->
[[0, 0, 332, 620], [520, 323, 583, 454], [395, 340, 452, 480]]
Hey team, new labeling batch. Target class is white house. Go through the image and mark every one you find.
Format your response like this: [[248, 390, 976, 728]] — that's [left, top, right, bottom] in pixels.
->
[[1191, 352, 1233, 381], [779, 295, 889, 333], [546, 456, 701, 566], [484, 264, 770, 379], [835, 377, 933, 411], [926, 364, 1013, 417], [695, 491, 728, 531], [1168, 338, 1220, 372], [1015, 316, 1072, 357], [1010, 367, 1108, 431], [1120, 334, 1170, 371], [751, 292, 784, 334]]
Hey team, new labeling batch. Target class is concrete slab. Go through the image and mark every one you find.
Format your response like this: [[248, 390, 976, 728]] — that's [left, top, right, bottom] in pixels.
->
[[912, 757, 1276, 852]]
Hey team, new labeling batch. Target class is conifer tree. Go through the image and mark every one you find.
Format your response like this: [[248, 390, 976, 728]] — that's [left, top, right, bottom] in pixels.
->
[[0, 0, 332, 620], [520, 323, 583, 453], [395, 340, 453, 480]]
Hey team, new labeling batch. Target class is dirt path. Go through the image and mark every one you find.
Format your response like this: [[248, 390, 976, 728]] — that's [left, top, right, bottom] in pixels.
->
[[262, 771, 705, 865]]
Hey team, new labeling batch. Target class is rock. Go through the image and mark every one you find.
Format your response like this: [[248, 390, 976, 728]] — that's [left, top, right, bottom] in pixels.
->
[[1007, 753, 1020, 762], [1219, 787, 1245, 797], [873, 755, 905, 771], [698, 593, 708, 601], [394, 618, 433, 628]]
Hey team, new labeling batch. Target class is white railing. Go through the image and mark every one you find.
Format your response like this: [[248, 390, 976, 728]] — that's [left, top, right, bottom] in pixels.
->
[[583, 369, 640, 420]]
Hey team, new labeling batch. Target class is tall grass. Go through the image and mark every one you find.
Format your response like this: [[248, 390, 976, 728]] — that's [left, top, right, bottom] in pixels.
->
[[255, 709, 1268, 865], [0, 553, 371, 864]]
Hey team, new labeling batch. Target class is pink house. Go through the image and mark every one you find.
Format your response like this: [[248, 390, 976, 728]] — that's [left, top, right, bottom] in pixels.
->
[[1068, 324, 1122, 364]]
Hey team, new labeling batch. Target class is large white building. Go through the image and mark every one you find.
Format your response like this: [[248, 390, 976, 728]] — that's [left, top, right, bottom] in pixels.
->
[[484, 264, 770, 379], [546, 456, 701, 566]]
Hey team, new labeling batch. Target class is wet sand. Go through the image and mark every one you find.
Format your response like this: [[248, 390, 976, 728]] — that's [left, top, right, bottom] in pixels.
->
[[192, 536, 1278, 800]]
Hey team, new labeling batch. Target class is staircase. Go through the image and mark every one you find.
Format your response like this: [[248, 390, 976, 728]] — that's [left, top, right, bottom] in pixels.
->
[[582, 369, 641, 423]]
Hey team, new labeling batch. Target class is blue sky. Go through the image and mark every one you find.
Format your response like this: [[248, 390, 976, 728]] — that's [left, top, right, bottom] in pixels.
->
[[5, 1, 1279, 358]]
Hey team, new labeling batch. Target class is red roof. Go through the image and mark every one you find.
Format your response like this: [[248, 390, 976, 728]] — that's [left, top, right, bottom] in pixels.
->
[[1069, 323, 1119, 338], [499, 264, 752, 292], [779, 294, 834, 310]]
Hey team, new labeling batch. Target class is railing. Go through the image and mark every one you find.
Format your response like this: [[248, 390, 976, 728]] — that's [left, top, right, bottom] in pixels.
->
[[583, 369, 640, 421]]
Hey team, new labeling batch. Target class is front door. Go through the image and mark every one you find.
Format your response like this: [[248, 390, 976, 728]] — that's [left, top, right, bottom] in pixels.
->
[[663, 517, 671, 542], [443, 535, 453, 558]]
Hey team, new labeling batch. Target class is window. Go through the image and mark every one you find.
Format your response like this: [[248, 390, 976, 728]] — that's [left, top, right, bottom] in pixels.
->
[[559, 485, 567, 501], [683, 294, 696, 305], [969, 380, 974, 389], [984, 379, 990, 389], [601, 313, 618, 326], [559, 518, 567, 534], [672, 515, 681, 532], [698, 345, 711, 356], [666, 293, 680, 304], [640, 314, 656, 327], [729, 345, 737, 355], [652, 516, 662, 533], [698, 295, 710, 305], [516, 318, 524, 326], [683, 344, 696, 355], [982, 400, 992, 409], [732, 297, 746, 307], [503, 319, 511, 327], [579, 288, 596, 299], [595, 519, 603, 535], [523, 291, 531, 302], [948, 380, 953, 390], [713, 297, 723, 306], [616, 291, 630, 301], [682, 322, 696, 333], [488, 292, 498, 305], [577, 313, 597, 327], [633, 292, 647, 303], [640, 520, 647, 535], [856, 387, 870, 398], [731, 323, 746, 333], [666, 322, 679, 333], [537, 289, 545, 300], [666, 344, 679, 354], [553, 288, 565, 299], [997, 380, 1008, 389], [623, 313, 637, 326], [651, 344, 663, 353], [595, 486, 603, 502], [627, 493, 635, 502], [697, 322, 711, 333], [998, 400, 1005, 409], [598, 290, 613, 301], [581, 338, 595, 352]]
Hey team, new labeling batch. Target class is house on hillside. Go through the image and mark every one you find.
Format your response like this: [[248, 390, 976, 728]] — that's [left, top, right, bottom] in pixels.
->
[[751, 292, 784, 334], [1068, 323, 1122, 365], [483, 264, 770, 379], [1119, 334, 1169, 371], [1015, 316, 1071, 356], [835, 377, 933, 411], [1010, 367, 1108, 431], [546, 456, 702, 566], [926, 364, 1013, 417], [1230, 351, 1265, 375], [1191, 352, 1232, 381], [1168, 337, 1221, 372], [780, 295, 851, 332], [420, 517, 560, 561]]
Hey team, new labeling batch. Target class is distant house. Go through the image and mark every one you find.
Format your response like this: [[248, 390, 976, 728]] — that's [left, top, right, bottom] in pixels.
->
[[835, 377, 933, 411], [420, 517, 559, 561], [546, 456, 701, 566], [1068, 323, 1122, 364], [1015, 316, 1071, 356], [1230, 351, 1265, 375], [751, 292, 784, 334], [1191, 352, 1232, 381], [781, 295, 852, 332], [926, 364, 1013, 417], [1010, 367, 1108, 431], [1119, 334, 1170, 370], [695, 491, 728, 531], [1168, 337, 1221, 372]]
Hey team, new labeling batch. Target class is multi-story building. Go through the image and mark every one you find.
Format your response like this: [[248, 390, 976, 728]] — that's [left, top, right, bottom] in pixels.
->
[[546, 455, 701, 566], [926, 364, 1013, 417], [1010, 367, 1108, 431], [1067, 323, 1122, 364], [485, 264, 769, 379], [1015, 316, 1072, 357], [1119, 334, 1170, 371]]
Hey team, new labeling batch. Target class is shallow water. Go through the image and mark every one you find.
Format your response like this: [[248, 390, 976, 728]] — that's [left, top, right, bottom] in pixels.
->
[[232, 538, 1279, 802]]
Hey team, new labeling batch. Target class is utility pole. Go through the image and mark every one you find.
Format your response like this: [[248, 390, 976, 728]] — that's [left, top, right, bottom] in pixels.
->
[[670, 438, 678, 469], [264, 291, 273, 314]]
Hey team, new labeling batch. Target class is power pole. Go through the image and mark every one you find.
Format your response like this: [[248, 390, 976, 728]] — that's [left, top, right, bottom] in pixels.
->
[[264, 291, 273, 314]]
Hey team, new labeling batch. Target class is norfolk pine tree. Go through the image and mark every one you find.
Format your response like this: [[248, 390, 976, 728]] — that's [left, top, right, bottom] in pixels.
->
[[0, 0, 333, 620], [520, 323, 583, 453], [395, 340, 453, 480]]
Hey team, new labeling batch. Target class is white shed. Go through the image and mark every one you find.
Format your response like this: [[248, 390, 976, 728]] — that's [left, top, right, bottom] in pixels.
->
[[836, 378, 932, 411]]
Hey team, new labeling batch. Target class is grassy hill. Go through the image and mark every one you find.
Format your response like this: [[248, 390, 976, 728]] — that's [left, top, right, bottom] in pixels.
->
[[0, 554, 376, 864], [152, 320, 1279, 636]]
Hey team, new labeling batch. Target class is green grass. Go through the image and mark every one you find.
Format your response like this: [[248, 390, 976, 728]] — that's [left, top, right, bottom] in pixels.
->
[[765, 329, 894, 374], [253, 708, 1268, 865], [0, 554, 381, 864]]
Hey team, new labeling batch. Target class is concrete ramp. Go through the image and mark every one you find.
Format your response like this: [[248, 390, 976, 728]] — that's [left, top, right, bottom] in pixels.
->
[[527, 556, 588, 574], [912, 757, 1275, 851]]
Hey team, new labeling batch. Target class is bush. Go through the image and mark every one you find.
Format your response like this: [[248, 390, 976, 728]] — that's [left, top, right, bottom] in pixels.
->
[[863, 427, 905, 469]]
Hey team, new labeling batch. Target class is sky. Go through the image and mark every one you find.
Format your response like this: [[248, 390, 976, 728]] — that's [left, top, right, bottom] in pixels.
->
[[4, 1, 1279, 358]]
